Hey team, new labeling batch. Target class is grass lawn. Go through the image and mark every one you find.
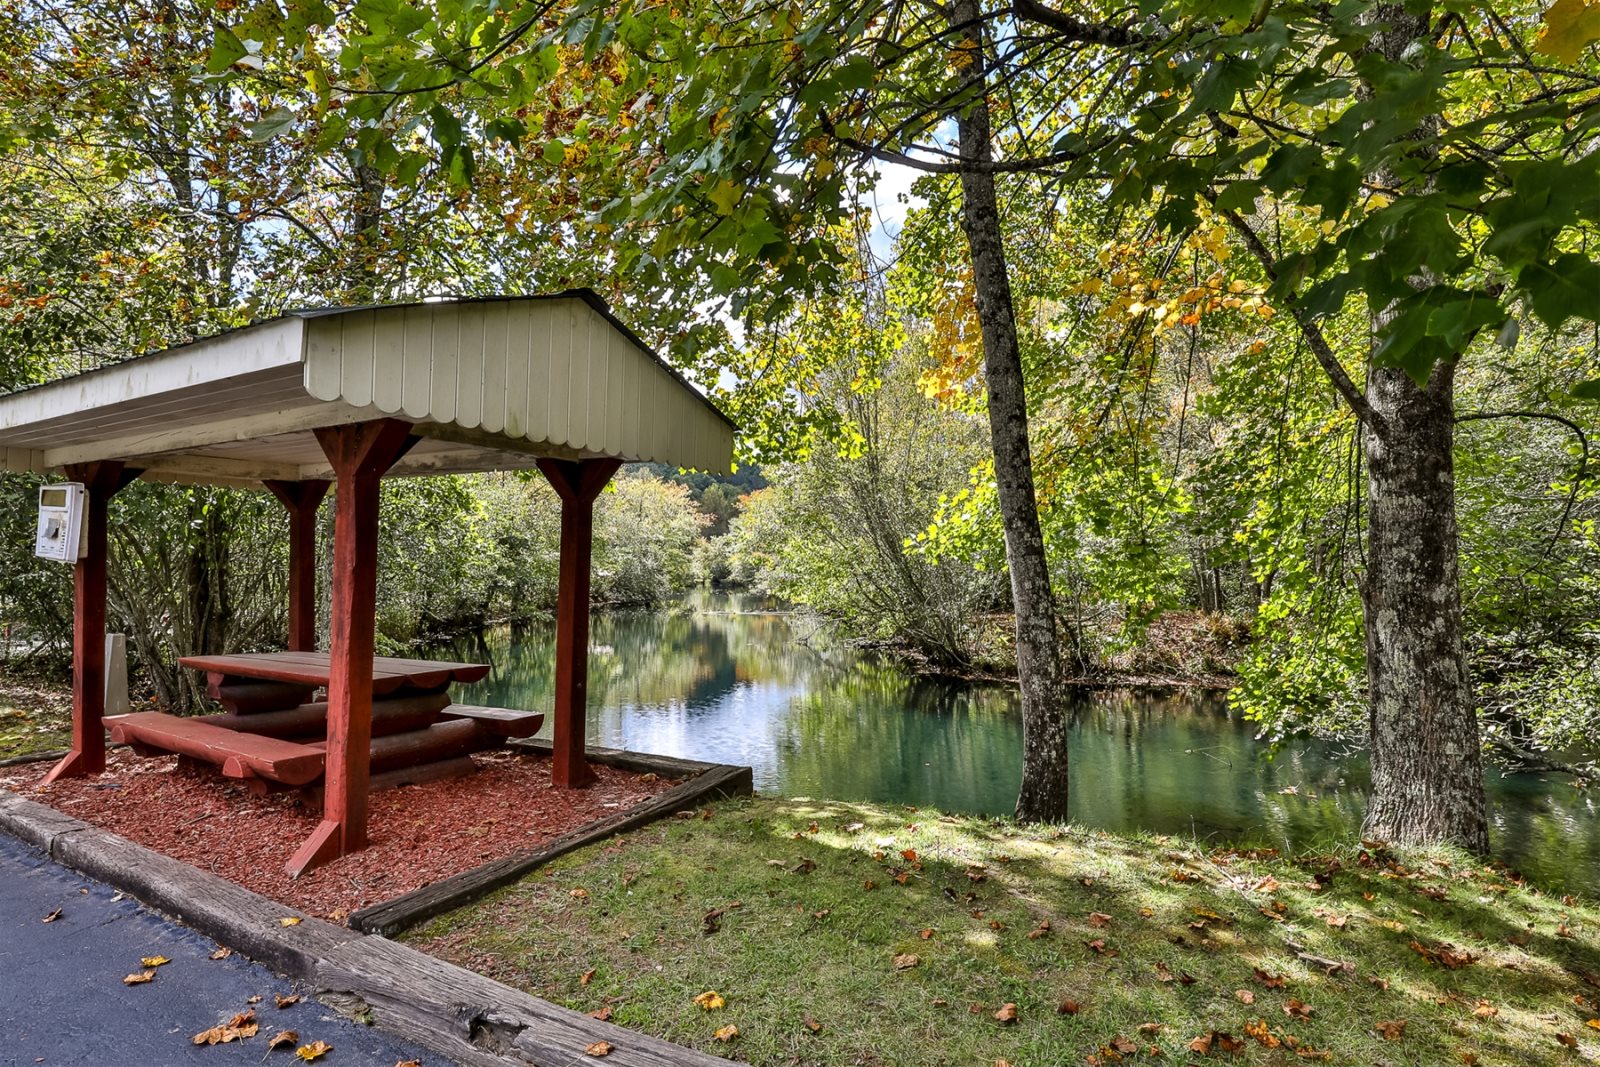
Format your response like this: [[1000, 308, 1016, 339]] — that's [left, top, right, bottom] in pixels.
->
[[405, 795, 1600, 1066], [0, 674, 72, 760]]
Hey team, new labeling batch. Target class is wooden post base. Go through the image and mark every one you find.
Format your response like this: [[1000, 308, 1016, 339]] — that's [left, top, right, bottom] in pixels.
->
[[285, 818, 345, 878]]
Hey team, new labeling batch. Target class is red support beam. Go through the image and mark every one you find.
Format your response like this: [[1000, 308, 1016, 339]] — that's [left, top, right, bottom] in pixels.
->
[[536, 457, 622, 789], [264, 479, 330, 652], [42, 461, 139, 785], [286, 420, 415, 878]]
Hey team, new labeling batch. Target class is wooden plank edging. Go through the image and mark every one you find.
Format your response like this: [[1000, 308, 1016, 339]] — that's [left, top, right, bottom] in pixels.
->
[[0, 784, 747, 1067], [347, 758, 754, 936]]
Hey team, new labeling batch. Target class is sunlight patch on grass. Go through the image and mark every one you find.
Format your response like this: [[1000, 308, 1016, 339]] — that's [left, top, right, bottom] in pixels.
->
[[406, 796, 1600, 1067]]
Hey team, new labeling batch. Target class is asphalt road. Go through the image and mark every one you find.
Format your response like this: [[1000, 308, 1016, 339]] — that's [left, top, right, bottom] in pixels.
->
[[0, 833, 444, 1067]]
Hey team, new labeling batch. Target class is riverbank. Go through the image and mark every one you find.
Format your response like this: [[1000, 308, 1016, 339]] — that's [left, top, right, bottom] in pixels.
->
[[407, 794, 1600, 1067], [853, 607, 1247, 690]]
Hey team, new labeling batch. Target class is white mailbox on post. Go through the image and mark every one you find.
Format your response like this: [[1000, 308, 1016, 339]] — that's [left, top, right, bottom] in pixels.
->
[[35, 482, 86, 562]]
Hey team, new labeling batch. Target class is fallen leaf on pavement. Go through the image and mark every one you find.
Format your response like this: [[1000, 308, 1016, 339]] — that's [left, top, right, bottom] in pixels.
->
[[296, 1040, 332, 1061], [41, 908, 62, 923], [268, 1031, 299, 1050], [210, 947, 232, 960], [279, 917, 301, 927], [275, 993, 300, 1009], [193, 1010, 258, 1045], [123, 970, 156, 985], [140, 956, 170, 968]]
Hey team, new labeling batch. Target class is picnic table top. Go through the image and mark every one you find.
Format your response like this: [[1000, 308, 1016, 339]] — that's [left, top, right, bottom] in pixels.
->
[[178, 651, 491, 695]]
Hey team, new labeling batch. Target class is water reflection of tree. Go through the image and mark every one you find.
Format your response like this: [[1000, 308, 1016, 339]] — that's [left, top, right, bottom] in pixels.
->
[[432, 594, 1600, 890]]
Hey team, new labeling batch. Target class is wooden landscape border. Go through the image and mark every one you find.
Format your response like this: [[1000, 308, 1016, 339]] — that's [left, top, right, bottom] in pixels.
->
[[347, 740, 753, 936], [0, 742, 754, 1067]]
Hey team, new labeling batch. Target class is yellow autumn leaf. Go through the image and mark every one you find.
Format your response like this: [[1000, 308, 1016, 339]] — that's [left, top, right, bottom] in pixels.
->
[[708, 180, 741, 216], [714, 1025, 739, 1042], [280, 917, 303, 927], [1534, 0, 1600, 63], [140, 956, 171, 968], [694, 990, 726, 1010], [296, 1039, 333, 1061]]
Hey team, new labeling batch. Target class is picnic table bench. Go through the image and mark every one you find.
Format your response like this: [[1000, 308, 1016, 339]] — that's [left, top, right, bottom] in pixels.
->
[[107, 652, 544, 795]]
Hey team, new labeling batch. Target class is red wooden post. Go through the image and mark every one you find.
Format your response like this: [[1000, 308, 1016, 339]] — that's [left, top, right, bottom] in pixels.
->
[[264, 480, 330, 652], [536, 458, 621, 789], [285, 420, 415, 878], [42, 461, 139, 785]]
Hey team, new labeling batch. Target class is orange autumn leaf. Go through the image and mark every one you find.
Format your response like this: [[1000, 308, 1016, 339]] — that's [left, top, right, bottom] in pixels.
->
[[585, 1041, 612, 1057], [994, 1003, 1018, 1024], [1244, 1019, 1279, 1048], [267, 1031, 299, 1050], [713, 1025, 739, 1042], [693, 991, 726, 1010]]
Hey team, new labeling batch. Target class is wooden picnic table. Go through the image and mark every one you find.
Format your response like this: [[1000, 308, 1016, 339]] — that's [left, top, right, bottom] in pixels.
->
[[179, 651, 491, 697]]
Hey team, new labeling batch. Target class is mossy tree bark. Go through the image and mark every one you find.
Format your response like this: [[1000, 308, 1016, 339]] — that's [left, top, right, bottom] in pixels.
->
[[950, 0, 1069, 822]]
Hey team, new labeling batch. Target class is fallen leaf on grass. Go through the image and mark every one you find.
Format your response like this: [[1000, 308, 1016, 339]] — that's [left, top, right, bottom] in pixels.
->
[[41, 907, 62, 923], [693, 991, 726, 1010], [1556, 1033, 1578, 1048], [193, 1010, 258, 1045], [585, 1041, 612, 1057], [1284, 998, 1314, 1019], [1188, 1031, 1243, 1054], [1084, 939, 1117, 957], [588, 1006, 613, 1021], [994, 1003, 1018, 1024], [893, 953, 920, 970], [1087, 911, 1113, 927], [919, 928, 935, 940], [713, 1025, 739, 1042], [1107, 1035, 1138, 1055], [1458, 1054, 1479, 1066], [1368, 976, 1391, 991], [1235, 989, 1256, 1004], [1471, 999, 1497, 1019], [1245, 1019, 1280, 1048], [580, 968, 596, 986], [123, 970, 156, 985], [1410, 939, 1476, 969], [279, 917, 302, 927], [1058, 1000, 1082, 1015], [296, 1040, 332, 1061], [268, 1031, 299, 1050], [1252, 967, 1286, 989], [1373, 1019, 1407, 1041], [1027, 920, 1051, 940], [1587, 1018, 1600, 1030], [803, 1016, 822, 1034]]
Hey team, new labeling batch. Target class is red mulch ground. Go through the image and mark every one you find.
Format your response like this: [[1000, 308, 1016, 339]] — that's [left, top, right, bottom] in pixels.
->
[[2, 748, 677, 919]]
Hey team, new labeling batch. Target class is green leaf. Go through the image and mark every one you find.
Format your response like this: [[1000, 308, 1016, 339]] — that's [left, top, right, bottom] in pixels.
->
[[1214, 180, 1261, 213], [708, 180, 741, 215], [1519, 253, 1600, 331], [1570, 378, 1600, 401], [205, 27, 248, 74], [249, 108, 297, 142]]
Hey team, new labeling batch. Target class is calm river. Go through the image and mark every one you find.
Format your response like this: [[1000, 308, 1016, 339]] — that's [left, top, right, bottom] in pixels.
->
[[435, 590, 1599, 891]]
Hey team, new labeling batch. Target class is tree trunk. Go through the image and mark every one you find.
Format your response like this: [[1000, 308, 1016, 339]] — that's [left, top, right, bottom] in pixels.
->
[[1359, 363, 1489, 850], [949, 0, 1070, 822]]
